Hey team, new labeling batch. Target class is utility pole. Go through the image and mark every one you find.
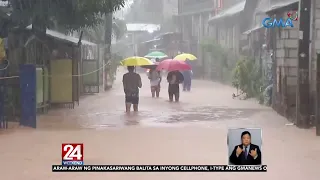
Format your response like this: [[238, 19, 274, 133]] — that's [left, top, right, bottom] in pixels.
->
[[296, 0, 311, 128]]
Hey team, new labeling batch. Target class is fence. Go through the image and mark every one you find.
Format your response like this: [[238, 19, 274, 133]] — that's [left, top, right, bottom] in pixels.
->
[[80, 45, 99, 94]]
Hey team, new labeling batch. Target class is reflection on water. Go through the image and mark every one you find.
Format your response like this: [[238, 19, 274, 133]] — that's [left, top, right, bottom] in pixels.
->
[[124, 112, 140, 126], [33, 106, 268, 130]]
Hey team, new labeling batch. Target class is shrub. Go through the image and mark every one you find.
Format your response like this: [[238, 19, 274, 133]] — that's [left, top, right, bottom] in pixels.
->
[[232, 56, 263, 99]]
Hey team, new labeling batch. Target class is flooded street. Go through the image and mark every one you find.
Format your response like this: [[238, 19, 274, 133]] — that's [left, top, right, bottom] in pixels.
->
[[36, 70, 275, 129], [0, 70, 320, 179]]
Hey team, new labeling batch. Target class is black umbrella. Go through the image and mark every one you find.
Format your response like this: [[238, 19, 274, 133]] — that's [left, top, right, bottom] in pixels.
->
[[167, 71, 184, 84]]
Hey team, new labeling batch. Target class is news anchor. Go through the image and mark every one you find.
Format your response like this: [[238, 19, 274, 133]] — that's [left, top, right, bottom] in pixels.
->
[[229, 131, 262, 165]]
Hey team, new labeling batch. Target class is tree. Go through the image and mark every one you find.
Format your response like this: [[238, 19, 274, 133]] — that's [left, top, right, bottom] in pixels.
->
[[9, 0, 126, 33], [82, 14, 127, 89], [125, 0, 163, 23], [82, 16, 127, 44], [8, 0, 126, 85]]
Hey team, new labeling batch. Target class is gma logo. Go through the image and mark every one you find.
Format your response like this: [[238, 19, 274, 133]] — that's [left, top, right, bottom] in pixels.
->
[[262, 18, 294, 28]]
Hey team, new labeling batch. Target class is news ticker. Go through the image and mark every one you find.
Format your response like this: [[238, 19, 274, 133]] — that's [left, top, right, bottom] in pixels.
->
[[52, 165, 267, 172]]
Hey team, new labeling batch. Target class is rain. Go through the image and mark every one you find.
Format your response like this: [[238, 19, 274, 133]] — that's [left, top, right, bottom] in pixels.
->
[[0, 0, 320, 179]]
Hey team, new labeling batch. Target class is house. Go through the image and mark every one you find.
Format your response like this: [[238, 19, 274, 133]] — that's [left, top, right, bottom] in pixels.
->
[[8, 26, 97, 110], [208, 0, 246, 56], [310, 0, 320, 121], [260, 1, 299, 120], [242, 0, 281, 93], [260, 0, 320, 130], [242, 0, 266, 59], [138, 32, 185, 58], [124, 23, 160, 56], [204, 0, 258, 81], [176, 0, 215, 77], [177, 0, 214, 51]]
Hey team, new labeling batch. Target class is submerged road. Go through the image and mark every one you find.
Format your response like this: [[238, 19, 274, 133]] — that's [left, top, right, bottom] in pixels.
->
[[0, 69, 319, 179]]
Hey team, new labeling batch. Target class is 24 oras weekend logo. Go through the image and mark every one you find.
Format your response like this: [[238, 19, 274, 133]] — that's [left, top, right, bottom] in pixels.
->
[[62, 143, 84, 165]]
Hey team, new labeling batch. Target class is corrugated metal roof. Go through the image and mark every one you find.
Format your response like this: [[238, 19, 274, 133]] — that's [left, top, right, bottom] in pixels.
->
[[208, 0, 246, 23], [177, 8, 213, 16], [154, 32, 180, 39], [243, 25, 263, 34], [255, 0, 271, 14], [126, 23, 160, 32], [141, 38, 161, 44], [261, 0, 298, 13], [244, 0, 297, 35], [26, 25, 96, 46]]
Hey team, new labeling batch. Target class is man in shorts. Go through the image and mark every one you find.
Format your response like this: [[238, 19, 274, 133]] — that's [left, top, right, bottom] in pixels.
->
[[122, 66, 142, 112]]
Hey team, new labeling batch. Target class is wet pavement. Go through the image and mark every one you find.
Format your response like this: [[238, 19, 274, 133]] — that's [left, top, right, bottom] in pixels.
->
[[0, 69, 320, 180]]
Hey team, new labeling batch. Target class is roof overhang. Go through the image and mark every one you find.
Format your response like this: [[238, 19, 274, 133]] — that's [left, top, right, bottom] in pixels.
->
[[126, 23, 160, 32], [243, 25, 263, 35], [177, 8, 213, 16], [26, 25, 96, 46], [141, 38, 161, 44], [208, 0, 246, 24], [264, 0, 298, 14]]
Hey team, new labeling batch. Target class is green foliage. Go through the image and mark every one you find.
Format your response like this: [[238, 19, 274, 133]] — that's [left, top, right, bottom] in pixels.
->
[[200, 38, 234, 83], [112, 18, 127, 39], [82, 17, 127, 44], [201, 39, 227, 62], [231, 57, 263, 98], [107, 53, 122, 81], [9, 0, 126, 31]]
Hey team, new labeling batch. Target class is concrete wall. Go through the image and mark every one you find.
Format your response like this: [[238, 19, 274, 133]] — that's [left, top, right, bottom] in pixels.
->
[[311, 1, 320, 89], [275, 11, 299, 98], [309, 0, 320, 114]]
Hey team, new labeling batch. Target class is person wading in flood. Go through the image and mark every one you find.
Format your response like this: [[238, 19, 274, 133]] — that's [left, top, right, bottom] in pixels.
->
[[167, 70, 184, 102], [182, 58, 193, 91], [182, 69, 192, 91], [122, 66, 142, 112], [148, 67, 161, 98]]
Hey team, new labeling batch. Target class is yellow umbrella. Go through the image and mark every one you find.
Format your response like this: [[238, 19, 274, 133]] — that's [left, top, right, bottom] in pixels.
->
[[174, 53, 197, 61], [120, 56, 154, 66]]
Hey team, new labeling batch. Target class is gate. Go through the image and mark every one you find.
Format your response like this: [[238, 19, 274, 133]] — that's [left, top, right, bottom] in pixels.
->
[[82, 59, 99, 94], [20, 64, 36, 128]]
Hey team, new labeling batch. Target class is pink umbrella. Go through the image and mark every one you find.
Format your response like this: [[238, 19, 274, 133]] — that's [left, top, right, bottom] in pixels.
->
[[156, 59, 191, 71]]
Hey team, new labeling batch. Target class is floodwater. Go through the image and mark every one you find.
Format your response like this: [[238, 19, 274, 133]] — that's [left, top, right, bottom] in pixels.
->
[[0, 69, 319, 180]]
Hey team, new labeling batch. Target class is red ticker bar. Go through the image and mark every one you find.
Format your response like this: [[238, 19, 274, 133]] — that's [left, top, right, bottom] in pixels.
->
[[52, 165, 267, 172]]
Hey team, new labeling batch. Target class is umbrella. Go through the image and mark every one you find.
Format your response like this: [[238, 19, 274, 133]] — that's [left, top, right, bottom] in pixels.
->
[[156, 59, 191, 71], [144, 51, 168, 59], [141, 62, 159, 69], [174, 53, 197, 61], [120, 56, 154, 66]]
